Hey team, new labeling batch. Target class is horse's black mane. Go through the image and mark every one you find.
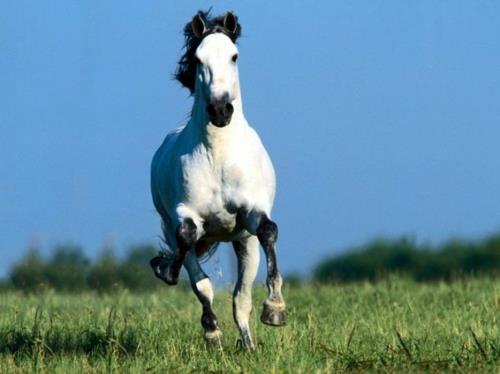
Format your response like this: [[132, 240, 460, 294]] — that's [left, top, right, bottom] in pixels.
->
[[175, 10, 242, 94]]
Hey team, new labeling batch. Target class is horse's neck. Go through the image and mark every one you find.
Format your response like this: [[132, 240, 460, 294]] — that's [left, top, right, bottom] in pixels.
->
[[187, 84, 246, 150]]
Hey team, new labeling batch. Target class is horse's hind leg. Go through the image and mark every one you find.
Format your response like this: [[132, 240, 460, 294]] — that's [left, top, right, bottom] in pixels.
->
[[183, 250, 223, 347], [232, 236, 260, 350]]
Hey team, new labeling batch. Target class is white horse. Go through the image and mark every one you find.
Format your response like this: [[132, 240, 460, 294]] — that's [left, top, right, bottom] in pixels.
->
[[150, 10, 286, 350]]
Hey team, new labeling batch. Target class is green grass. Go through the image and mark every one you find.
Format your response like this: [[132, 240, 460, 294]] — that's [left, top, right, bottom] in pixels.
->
[[0, 278, 499, 372]]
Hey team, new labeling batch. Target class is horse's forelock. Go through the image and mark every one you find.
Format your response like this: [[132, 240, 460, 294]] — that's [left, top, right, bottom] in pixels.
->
[[174, 10, 242, 94]]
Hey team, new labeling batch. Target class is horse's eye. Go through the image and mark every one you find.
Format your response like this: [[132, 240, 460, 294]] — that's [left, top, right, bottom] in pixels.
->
[[232, 54, 238, 63]]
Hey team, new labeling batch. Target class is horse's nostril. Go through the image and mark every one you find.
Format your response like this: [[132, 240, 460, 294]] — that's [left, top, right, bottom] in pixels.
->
[[207, 101, 233, 126], [225, 103, 234, 116]]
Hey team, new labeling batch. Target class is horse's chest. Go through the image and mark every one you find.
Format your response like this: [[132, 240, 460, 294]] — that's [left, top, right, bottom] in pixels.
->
[[196, 185, 242, 240], [184, 163, 244, 236]]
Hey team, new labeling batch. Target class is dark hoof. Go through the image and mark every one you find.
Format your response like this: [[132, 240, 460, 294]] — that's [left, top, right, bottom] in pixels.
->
[[236, 331, 255, 351], [204, 329, 223, 348], [261, 302, 286, 326], [241, 338, 255, 351], [150, 256, 178, 286]]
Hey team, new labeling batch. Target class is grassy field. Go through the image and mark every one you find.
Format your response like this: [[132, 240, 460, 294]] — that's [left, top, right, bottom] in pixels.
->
[[0, 278, 498, 373]]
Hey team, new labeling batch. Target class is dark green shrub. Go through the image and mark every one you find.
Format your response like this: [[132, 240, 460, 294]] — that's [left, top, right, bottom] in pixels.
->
[[314, 235, 500, 283], [9, 249, 46, 292], [117, 245, 159, 291], [44, 245, 89, 291], [87, 249, 122, 292]]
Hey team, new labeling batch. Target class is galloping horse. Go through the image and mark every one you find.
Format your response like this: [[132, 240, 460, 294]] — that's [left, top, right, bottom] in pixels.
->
[[150, 10, 286, 349]]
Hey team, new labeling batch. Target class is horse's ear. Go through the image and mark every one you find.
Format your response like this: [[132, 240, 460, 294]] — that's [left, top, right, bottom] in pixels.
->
[[191, 14, 206, 38], [223, 11, 238, 35]]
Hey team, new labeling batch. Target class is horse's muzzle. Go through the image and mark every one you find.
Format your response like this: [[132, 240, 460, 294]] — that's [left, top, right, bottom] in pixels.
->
[[207, 100, 234, 127]]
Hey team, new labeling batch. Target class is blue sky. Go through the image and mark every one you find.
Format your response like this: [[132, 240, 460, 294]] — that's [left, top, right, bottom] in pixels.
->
[[1, 1, 500, 281]]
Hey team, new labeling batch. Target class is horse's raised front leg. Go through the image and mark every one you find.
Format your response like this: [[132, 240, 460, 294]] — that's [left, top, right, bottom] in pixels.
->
[[244, 211, 286, 326], [232, 235, 260, 350], [151, 217, 197, 285], [183, 250, 223, 347]]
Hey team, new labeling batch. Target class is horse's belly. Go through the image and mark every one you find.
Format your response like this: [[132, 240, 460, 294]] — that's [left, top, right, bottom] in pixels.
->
[[201, 209, 242, 241]]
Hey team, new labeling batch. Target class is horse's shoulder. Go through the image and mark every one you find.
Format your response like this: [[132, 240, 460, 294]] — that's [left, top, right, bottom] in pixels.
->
[[163, 125, 186, 149], [153, 126, 187, 162], [151, 126, 187, 192]]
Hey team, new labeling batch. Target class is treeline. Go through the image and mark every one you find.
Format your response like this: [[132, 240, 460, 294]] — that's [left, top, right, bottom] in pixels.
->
[[2, 244, 181, 293], [314, 234, 500, 283], [2, 232, 500, 292]]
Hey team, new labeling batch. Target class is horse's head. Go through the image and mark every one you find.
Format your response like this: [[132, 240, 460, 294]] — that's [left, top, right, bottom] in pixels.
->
[[176, 11, 242, 128], [192, 12, 240, 127]]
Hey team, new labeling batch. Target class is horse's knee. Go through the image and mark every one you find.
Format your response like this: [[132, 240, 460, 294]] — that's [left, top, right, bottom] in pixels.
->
[[150, 218, 197, 286], [176, 218, 197, 249], [256, 217, 278, 247]]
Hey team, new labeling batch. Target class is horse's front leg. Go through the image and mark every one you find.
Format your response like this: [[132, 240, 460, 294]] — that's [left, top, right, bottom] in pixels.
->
[[152, 217, 197, 285], [232, 235, 260, 350], [245, 211, 286, 326]]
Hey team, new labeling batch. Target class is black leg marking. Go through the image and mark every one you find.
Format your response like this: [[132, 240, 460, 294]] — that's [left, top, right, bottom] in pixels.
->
[[169, 218, 196, 284], [154, 218, 197, 286], [257, 217, 279, 279], [150, 256, 172, 282], [176, 218, 197, 248], [256, 217, 278, 247], [191, 279, 223, 347], [192, 280, 218, 332], [256, 215, 286, 326], [201, 303, 219, 332]]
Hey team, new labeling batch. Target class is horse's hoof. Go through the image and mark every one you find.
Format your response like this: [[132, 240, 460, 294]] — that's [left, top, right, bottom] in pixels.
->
[[163, 272, 179, 285], [261, 301, 286, 326], [240, 333, 255, 351], [242, 339, 255, 351], [204, 329, 223, 348], [150, 256, 178, 286]]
